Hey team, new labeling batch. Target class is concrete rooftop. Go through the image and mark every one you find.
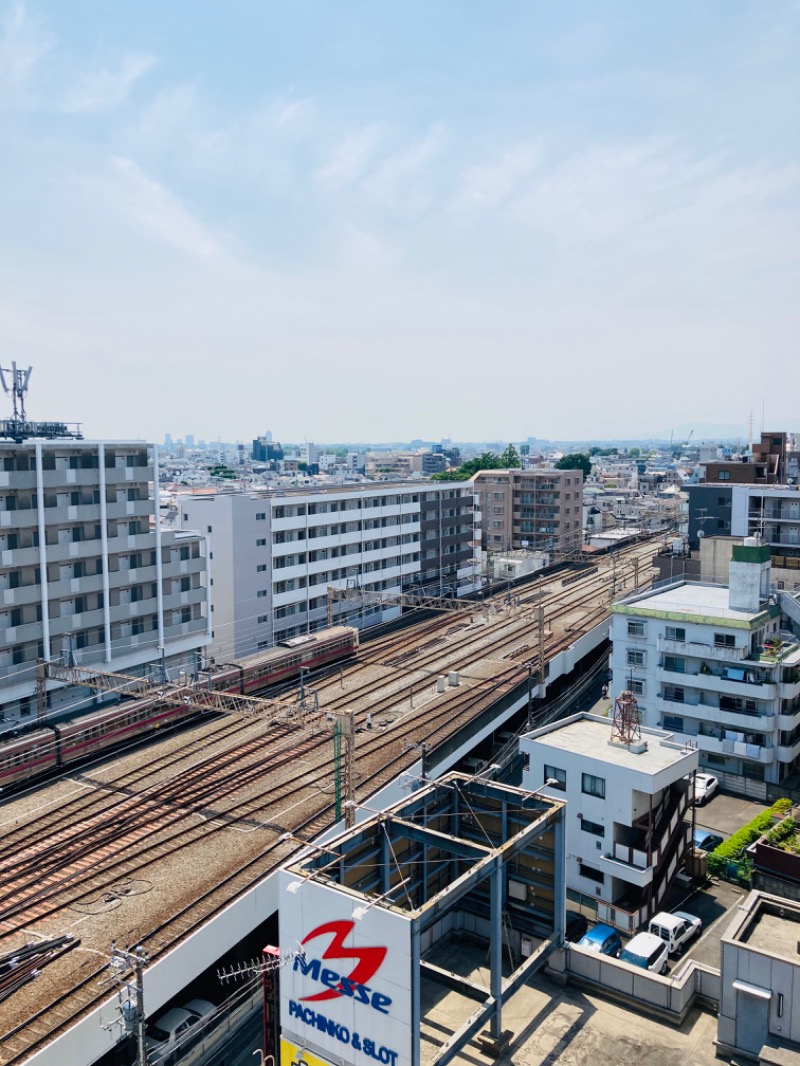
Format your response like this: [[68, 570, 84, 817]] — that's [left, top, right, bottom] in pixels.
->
[[527, 714, 693, 775]]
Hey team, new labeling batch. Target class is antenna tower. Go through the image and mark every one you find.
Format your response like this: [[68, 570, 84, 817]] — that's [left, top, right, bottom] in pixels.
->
[[611, 689, 641, 745], [0, 362, 32, 420]]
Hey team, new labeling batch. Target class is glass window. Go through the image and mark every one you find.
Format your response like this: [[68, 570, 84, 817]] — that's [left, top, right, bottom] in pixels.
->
[[580, 817, 605, 837], [714, 633, 736, 647], [627, 649, 645, 667], [627, 620, 645, 637], [665, 626, 686, 642], [581, 773, 605, 799], [579, 863, 604, 884], [544, 765, 566, 790]]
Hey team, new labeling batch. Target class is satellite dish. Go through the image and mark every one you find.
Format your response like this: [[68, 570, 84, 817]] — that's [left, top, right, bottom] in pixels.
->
[[698, 530, 705, 538]]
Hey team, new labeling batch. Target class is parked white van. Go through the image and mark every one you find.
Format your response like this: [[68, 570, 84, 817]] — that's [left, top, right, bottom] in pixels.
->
[[648, 910, 702, 956], [618, 932, 669, 975]]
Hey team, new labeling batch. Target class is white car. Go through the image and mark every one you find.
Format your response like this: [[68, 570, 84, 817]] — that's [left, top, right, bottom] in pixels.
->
[[145, 998, 216, 1063], [649, 910, 702, 955], [692, 773, 719, 805]]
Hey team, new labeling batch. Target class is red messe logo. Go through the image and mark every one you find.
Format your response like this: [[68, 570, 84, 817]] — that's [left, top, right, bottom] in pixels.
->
[[299, 920, 387, 1003]]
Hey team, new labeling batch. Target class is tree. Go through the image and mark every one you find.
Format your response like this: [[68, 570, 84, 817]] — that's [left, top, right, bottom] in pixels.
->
[[628, 448, 641, 458], [520, 443, 530, 456], [430, 450, 504, 481], [555, 453, 592, 479], [499, 444, 520, 468]]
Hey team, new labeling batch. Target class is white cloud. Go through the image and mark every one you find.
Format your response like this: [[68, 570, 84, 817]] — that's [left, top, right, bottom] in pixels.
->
[[84, 157, 219, 258], [62, 51, 156, 112], [317, 124, 387, 186], [360, 123, 448, 214], [0, 2, 53, 105], [451, 143, 542, 214]]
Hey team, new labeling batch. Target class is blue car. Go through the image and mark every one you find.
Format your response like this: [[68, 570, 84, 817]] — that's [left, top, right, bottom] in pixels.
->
[[693, 829, 724, 852], [577, 923, 622, 957]]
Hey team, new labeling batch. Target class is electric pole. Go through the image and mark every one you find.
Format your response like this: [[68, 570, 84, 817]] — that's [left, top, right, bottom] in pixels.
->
[[109, 943, 148, 1066]]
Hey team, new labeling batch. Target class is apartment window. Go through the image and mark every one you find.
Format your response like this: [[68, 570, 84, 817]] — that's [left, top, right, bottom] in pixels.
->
[[664, 655, 685, 674], [257, 564, 267, 572], [257, 589, 268, 598], [629, 679, 645, 696], [627, 649, 645, 667], [665, 626, 685, 642], [256, 538, 267, 546], [544, 765, 566, 791], [257, 615, 268, 624], [579, 864, 604, 884], [627, 620, 645, 637], [663, 684, 685, 703], [492, 492, 503, 500], [581, 773, 605, 799], [256, 512, 266, 521], [718, 471, 731, 480], [662, 715, 684, 732], [580, 817, 605, 838]]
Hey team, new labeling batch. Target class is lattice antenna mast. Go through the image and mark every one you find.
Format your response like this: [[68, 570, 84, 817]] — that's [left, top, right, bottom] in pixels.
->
[[611, 689, 641, 745], [0, 362, 32, 420]]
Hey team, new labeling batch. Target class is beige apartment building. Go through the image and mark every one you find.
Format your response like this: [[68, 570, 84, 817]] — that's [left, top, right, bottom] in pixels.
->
[[472, 468, 584, 554]]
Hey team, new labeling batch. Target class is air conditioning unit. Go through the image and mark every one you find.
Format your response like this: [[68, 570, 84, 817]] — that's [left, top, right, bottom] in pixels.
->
[[508, 880, 527, 902]]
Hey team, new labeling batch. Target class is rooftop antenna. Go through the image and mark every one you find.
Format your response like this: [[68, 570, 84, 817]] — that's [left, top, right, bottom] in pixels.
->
[[611, 689, 641, 746], [0, 362, 32, 420]]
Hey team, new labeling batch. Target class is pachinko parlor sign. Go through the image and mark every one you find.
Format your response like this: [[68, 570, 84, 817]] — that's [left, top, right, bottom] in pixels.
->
[[279, 873, 412, 1066]]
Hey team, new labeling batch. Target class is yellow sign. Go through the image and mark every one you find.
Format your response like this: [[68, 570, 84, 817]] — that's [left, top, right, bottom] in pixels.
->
[[281, 1036, 340, 1066]]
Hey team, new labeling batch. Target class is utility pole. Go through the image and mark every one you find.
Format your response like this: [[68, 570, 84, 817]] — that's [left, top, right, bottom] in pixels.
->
[[344, 711, 355, 828], [109, 943, 148, 1066]]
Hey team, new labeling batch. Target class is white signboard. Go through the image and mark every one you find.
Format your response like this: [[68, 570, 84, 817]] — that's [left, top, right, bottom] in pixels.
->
[[279, 871, 412, 1066]]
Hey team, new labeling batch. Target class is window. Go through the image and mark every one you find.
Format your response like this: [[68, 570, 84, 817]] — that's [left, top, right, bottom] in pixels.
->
[[581, 773, 605, 799], [256, 512, 266, 521], [714, 633, 735, 647], [580, 817, 605, 837], [257, 564, 267, 572], [206, 525, 212, 534], [257, 615, 268, 623], [627, 649, 645, 667], [665, 626, 685, 642], [257, 589, 268, 598], [663, 684, 684, 703], [717, 471, 731, 480], [256, 538, 267, 546], [579, 863, 604, 884], [663, 655, 685, 674], [629, 679, 645, 696], [544, 765, 566, 791], [627, 620, 645, 637], [662, 714, 684, 732]]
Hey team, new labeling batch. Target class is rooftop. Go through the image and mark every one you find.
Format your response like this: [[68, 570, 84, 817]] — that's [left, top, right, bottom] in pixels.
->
[[614, 580, 773, 625], [525, 713, 695, 776], [727, 891, 800, 966]]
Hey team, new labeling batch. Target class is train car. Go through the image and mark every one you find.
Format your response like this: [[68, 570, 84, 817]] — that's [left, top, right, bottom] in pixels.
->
[[54, 695, 200, 770], [0, 728, 59, 790], [216, 625, 359, 694]]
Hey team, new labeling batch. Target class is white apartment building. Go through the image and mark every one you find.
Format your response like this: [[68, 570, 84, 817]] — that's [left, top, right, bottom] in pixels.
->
[[180, 482, 481, 661], [610, 540, 800, 798], [522, 712, 697, 932], [0, 436, 210, 725]]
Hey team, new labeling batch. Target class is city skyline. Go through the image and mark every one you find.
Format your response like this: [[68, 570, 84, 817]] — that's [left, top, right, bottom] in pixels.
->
[[1, 2, 797, 442]]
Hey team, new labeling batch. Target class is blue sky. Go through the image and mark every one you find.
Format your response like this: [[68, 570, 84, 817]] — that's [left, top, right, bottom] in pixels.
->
[[1, 1, 798, 443]]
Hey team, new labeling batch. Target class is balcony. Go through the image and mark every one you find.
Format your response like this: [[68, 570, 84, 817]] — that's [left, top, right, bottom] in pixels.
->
[[657, 665, 776, 701], [777, 739, 800, 763], [599, 850, 653, 889], [668, 727, 775, 764], [657, 635, 748, 663]]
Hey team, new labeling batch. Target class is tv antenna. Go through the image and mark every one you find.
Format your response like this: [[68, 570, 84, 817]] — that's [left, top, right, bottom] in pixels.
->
[[0, 362, 32, 420]]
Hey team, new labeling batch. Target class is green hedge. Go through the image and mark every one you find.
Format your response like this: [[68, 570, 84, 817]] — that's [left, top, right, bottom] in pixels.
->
[[706, 798, 793, 879]]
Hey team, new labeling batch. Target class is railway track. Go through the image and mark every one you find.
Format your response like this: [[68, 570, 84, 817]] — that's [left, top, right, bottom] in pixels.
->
[[0, 537, 659, 1064]]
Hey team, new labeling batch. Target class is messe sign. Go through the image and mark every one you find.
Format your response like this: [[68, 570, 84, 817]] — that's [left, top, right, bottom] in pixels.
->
[[279, 871, 412, 1066]]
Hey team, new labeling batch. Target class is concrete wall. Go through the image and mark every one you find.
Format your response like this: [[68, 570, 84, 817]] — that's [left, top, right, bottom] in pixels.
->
[[550, 943, 721, 1022]]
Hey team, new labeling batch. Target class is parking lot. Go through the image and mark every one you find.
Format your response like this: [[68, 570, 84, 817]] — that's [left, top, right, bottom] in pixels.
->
[[692, 788, 769, 840]]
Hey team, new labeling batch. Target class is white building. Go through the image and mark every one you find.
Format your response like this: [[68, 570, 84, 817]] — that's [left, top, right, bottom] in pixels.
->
[[521, 712, 697, 932], [0, 435, 210, 725], [610, 539, 800, 798], [180, 482, 481, 661]]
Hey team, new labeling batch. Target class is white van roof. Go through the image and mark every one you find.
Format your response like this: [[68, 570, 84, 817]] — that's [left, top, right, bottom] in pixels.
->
[[626, 931, 665, 952], [650, 912, 683, 931]]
